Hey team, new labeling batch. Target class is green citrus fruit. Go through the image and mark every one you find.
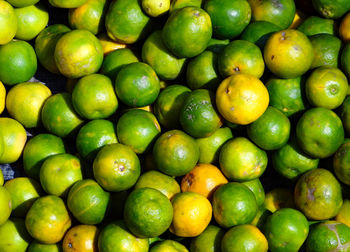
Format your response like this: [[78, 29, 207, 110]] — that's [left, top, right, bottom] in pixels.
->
[[341, 43, 350, 79], [242, 179, 265, 207], [142, 0, 170, 17], [263, 208, 309, 252], [0, 0, 17, 45], [0, 40, 37, 85], [190, 224, 225, 252], [312, 0, 350, 19], [6, 82, 51, 128], [294, 168, 343, 220], [48, 0, 88, 8], [14, 2, 49, 41], [297, 16, 336, 36], [150, 240, 187, 252], [153, 130, 199, 176], [334, 141, 350, 185], [296, 107, 344, 158], [250, 205, 271, 230], [0, 186, 11, 225], [62, 224, 99, 252], [4, 177, 43, 218], [76, 119, 118, 162], [162, 6, 212, 58], [98, 220, 149, 252], [54, 29, 103, 78], [25, 195, 71, 244], [7, 0, 39, 7], [124, 187, 173, 238], [0, 218, 32, 252], [219, 137, 267, 181], [263, 187, 296, 213], [340, 95, 350, 136], [35, 24, 71, 74], [309, 34, 341, 69], [67, 179, 110, 225], [206, 38, 230, 53], [169, 0, 202, 13], [27, 241, 62, 252]]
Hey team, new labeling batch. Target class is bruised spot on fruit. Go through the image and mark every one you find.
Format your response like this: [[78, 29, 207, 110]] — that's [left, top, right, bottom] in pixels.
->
[[193, 11, 200, 17], [307, 187, 316, 201], [159, 2, 162, 7], [281, 32, 286, 41], [68, 243, 73, 248], [183, 173, 194, 187], [225, 88, 230, 94], [234, 67, 240, 72], [119, 164, 125, 172], [230, 107, 234, 111], [271, 0, 283, 9], [271, 55, 275, 60]]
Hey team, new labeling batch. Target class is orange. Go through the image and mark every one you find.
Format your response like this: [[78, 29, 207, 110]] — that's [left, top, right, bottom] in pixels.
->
[[340, 12, 350, 43], [0, 81, 5, 114], [334, 141, 350, 185], [289, 9, 306, 29], [0, 0, 17, 45], [190, 225, 225, 252], [216, 74, 269, 125], [142, 0, 170, 17], [309, 34, 341, 69], [242, 178, 265, 207], [240, 21, 280, 49], [312, 0, 350, 19], [336, 199, 350, 227], [297, 16, 336, 36], [27, 241, 62, 252], [62, 225, 99, 252], [169, 0, 202, 13], [264, 187, 295, 213], [181, 163, 228, 199], [150, 240, 188, 252], [0, 218, 32, 252], [48, 0, 88, 8], [97, 33, 127, 55], [0, 168, 3, 186], [7, 0, 39, 7], [0, 186, 11, 225]]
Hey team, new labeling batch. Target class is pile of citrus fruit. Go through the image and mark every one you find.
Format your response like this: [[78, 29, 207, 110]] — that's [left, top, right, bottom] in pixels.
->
[[0, 0, 350, 251]]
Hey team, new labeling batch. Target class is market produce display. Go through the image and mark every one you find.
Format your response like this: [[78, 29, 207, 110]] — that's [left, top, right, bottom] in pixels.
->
[[0, 0, 350, 251]]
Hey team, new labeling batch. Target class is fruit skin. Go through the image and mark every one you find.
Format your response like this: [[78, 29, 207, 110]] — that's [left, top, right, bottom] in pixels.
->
[[296, 107, 344, 158], [334, 141, 350, 185], [105, 0, 153, 44], [221, 224, 268, 252], [0, 218, 32, 252], [0, 117, 27, 164], [153, 130, 199, 176], [62, 225, 99, 252], [216, 74, 269, 125], [93, 143, 141, 192], [263, 208, 309, 252], [306, 221, 350, 252], [142, 0, 170, 17], [124, 188, 173, 238], [242, 179, 265, 207], [297, 16, 336, 36], [48, 0, 88, 8], [336, 199, 350, 227], [305, 67, 348, 109], [25, 195, 72, 244], [340, 96, 350, 136], [150, 240, 188, 252], [169, 0, 202, 13], [219, 137, 268, 181], [212, 182, 258, 228], [0, 186, 11, 225], [170, 192, 212, 237], [311, 0, 350, 19], [0, 0, 17, 45], [340, 12, 350, 43], [98, 220, 149, 252], [264, 29, 314, 79], [54, 30, 103, 79], [23, 134, 66, 179], [341, 43, 350, 79], [6, 82, 52, 128], [190, 224, 225, 252], [204, 0, 251, 39], [294, 168, 343, 220], [67, 179, 110, 225], [7, 0, 39, 7], [27, 241, 62, 252], [263, 188, 295, 213], [162, 6, 212, 58], [0, 40, 37, 86]]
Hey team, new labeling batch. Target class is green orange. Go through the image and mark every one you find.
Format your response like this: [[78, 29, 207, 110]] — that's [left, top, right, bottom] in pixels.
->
[[312, 0, 350, 19], [336, 199, 350, 227], [242, 179, 265, 207], [297, 16, 336, 36], [150, 240, 188, 252], [340, 95, 350, 136], [334, 141, 350, 185], [49, 0, 88, 8], [309, 34, 341, 69], [0, 186, 11, 225], [27, 241, 62, 252], [169, 0, 202, 13], [62, 225, 99, 252], [141, 0, 170, 17], [0, 218, 32, 252], [190, 225, 225, 252], [0, 0, 17, 45], [341, 43, 350, 79], [263, 187, 295, 213], [7, 0, 39, 7]]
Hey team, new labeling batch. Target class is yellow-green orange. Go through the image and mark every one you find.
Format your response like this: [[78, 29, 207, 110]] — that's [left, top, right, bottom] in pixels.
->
[[297, 16, 336, 36], [242, 179, 265, 207], [312, 0, 350, 19], [0, 186, 11, 225], [169, 0, 202, 13], [150, 240, 188, 252], [142, 0, 170, 17], [48, 0, 88, 8], [336, 199, 350, 227], [27, 241, 62, 252], [264, 187, 295, 213], [0, 218, 32, 252], [0, 1, 17, 45], [0, 81, 5, 114], [340, 96, 350, 136], [7, 0, 39, 7], [341, 44, 350, 79], [190, 225, 225, 252], [334, 141, 350, 185], [62, 225, 99, 252]]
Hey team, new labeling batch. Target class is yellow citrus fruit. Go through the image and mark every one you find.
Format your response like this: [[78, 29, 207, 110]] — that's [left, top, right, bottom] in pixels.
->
[[0, 81, 5, 114], [340, 12, 350, 43]]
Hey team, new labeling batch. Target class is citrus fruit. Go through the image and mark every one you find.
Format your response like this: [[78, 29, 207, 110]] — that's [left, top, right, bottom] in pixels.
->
[[0, 117, 27, 164], [6, 0, 39, 7], [309, 34, 342, 69], [272, 136, 319, 180], [4, 177, 43, 218], [62, 225, 99, 252], [153, 130, 199, 176], [180, 89, 222, 138], [297, 16, 336, 36], [334, 141, 350, 185], [23, 133, 66, 179], [93, 143, 141, 191], [169, 0, 202, 13], [154, 85, 191, 129], [40, 153, 83, 197], [266, 76, 308, 117], [336, 199, 350, 227], [181, 163, 228, 199], [0, 186, 11, 225], [263, 187, 296, 213], [97, 33, 127, 55], [218, 40, 265, 78], [35, 24, 71, 74], [98, 220, 149, 252], [0, 169, 3, 186], [204, 0, 251, 39], [196, 127, 233, 164], [105, 0, 153, 44], [27, 241, 62, 252], [219, 137, 268, 181], [67, 179, 110, 225], [25, 195, 72, 244], [248, 0, 296, 29], [294, 168, 343, 220], [134, 170, 180, 200], [341, 43, 350, 79], [100, 48, 139, 80], [117, 109, 161, 154], [250, 205, 271, 229], [6, 82, 52, 128], [14, 2, 49, 41], [150, 240, 188, 252], [340, 96, 350, 136], [242, 179, 265, 206], [54, 29, 103, 78], [170, 192, 212, 237], [0, 0, 17, 45], [76, 119, 118, 162], [0, 40, 37, 85], [264, 29, 314, 78], [216, 73, 269, 125], [68, 0, 108, 35], [190, 225, 225, 252], [72, 74, 118, 119], [221, 224, 268, 252], [306, 221, 350, 252], [288, 9, 306, 29], [115, 62, 160, 107], [206, 38, 230, 53], [240, 21, 281, 49], [48, 0, 87, 8], [296, 107, 344, 158], [0, 218, 32, 252], [247, 106, 291, 150], [340, 12, 350, 43], [142, 0, 170, 17], [263, 208, 309, 252], [142, 30, 186, 81], [41, 93, 84, 138], [162, 6, 212, 58], [124, 187, 173, 238], [0, 81, 5, 114], [312, 0, 350, 19]]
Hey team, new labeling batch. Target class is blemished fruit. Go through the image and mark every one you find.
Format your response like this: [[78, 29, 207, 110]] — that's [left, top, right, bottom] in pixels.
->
[[62, 224, 99, 252]]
